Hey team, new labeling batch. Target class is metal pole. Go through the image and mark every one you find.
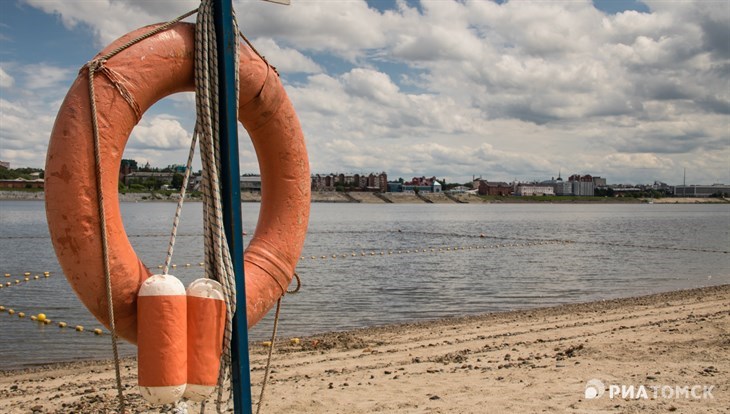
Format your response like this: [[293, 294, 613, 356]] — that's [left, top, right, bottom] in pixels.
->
[[213, 1, 253, 413]]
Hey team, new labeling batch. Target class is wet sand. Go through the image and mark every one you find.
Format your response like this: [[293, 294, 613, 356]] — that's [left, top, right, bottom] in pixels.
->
[[1, 284, 728, 413]]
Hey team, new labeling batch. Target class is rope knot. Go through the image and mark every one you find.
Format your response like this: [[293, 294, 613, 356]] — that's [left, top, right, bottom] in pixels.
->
[[83, 58, 107, 75]]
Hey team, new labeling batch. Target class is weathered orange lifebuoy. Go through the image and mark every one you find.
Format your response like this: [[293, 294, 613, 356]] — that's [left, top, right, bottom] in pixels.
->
[[45, 22, 310, 344]]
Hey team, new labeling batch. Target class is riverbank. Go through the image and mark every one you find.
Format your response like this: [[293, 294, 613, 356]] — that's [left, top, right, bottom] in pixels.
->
[[2, 189, 728, 204], [1, 285, 727, 413]]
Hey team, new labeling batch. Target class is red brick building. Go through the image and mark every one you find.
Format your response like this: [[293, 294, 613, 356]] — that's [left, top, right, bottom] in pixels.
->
[[0, 178, 44, 189], [477, 180, 512, 196]]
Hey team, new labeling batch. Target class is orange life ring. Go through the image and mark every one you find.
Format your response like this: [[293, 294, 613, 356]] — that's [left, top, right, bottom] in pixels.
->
[[45, 22, 310, 344]]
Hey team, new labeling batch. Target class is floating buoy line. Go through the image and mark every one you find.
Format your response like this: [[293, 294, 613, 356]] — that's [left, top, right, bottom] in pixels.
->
[[295, 239, 570, 262], [2, 229, 725, 255], [400, 230, 729, 255], [0, 240, 553, 339], [2, 227, 724, 341], [141, 239, 567, 269], [0, 271, 52, 290], [0, 270, 107, 337], [0, 306, 106, 336]]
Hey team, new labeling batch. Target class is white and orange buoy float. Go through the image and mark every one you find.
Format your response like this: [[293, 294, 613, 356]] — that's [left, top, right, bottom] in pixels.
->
[[44, 22, 310, 404], [137, 274, 187, 404], [185, 278, 226, 401]]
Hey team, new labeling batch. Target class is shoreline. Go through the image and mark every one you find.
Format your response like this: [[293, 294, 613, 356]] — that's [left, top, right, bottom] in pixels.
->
[[2, 284, 728, 412], [1, 190, 728, 204]]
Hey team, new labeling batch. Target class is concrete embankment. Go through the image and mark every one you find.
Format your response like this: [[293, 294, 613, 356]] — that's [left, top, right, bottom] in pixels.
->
[[3, 190, 725, 204], [0, 191, 45, 200], [0, 190, 460, 204]]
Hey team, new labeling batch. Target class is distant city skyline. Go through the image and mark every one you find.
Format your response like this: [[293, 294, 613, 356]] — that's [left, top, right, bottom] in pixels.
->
[[1, 1, 728, 185], [1, 158, 725, 187]]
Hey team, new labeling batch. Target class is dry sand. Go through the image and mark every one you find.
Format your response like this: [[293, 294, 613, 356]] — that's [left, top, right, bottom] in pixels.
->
[[1, 285, 728, 413], [650, 197, 728, 204]]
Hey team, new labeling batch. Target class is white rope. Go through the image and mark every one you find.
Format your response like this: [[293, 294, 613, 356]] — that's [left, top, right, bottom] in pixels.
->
[[163, 126, 199, 275], [86, 59, 127, 414], [195, 1, 240, 412], [255, 299, 281, 414]]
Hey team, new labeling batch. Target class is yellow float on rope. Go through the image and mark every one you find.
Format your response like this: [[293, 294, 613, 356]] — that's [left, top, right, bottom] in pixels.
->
[[0, 306, 5, 311], [8, 309, 15, 315], [37, 313, 46, 322], [24, 272, 30, 276], [75, 325, 84, 332], [3, 273, 9, 277], [93, 328, 103, 335], [58, 322, 67, 328], [17, 312, 25, 318]]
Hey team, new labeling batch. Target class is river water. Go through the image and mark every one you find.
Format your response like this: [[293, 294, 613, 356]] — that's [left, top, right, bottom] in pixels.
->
[[0, 200, 728, 370]]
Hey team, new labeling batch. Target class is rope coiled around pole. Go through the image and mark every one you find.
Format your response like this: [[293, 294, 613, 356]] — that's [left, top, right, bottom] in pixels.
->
[[195, 1, 239, 412]]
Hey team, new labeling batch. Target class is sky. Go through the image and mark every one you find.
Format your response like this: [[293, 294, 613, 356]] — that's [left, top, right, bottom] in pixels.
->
[[0, 0, 728, 185]]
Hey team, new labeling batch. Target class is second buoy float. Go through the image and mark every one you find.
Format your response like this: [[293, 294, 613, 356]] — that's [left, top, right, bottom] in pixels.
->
[[185, 278, 226, 401]]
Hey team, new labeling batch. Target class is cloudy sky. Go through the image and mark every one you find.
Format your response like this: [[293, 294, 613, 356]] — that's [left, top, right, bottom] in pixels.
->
[[0, 0, 728, 185]]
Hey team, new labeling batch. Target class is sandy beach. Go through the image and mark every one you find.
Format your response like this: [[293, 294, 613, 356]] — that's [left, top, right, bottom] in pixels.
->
[[1, 284, 728, 413]]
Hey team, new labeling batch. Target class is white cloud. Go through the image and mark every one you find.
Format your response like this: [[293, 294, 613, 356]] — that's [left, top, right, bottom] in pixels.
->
[[22, 64, 73, 90], [342, 68, 402, 106], [237, 0, 388, 61], [3, 0, 728, 185], [0, 66, 13, 88], [0, 98, 55, 164], [604, 153, 674, 170], [129, 116, 191, 150], [24, 0, 198, 46], [251, 38, 322, 74]]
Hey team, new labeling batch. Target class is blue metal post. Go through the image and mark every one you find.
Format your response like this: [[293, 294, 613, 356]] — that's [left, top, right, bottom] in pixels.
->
[[213, 1, 253, 413]]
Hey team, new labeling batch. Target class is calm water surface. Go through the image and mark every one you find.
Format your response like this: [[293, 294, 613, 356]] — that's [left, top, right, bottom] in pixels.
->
[[0, 200, 728, 369]]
